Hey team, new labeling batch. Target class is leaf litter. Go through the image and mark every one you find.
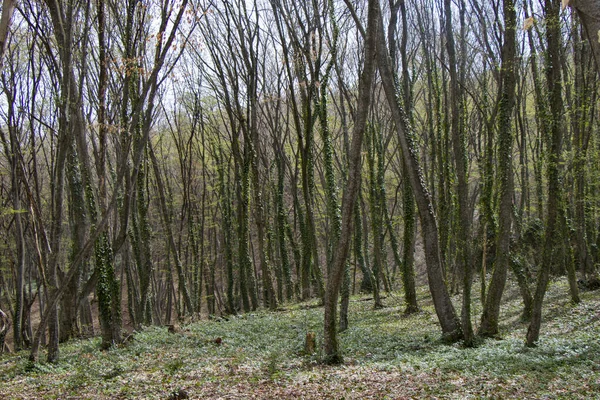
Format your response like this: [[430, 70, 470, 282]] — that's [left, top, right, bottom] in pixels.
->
[[0, 277, 599, 399]]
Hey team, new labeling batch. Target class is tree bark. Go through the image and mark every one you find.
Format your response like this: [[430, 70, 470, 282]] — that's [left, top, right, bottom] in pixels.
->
[[323, 0, 379, 364], [527, 0, 565, 347], [479, 0, 519, 337], [366, 126, 384, 309], [401, 163, 419, 314], [570, 0, 600, 70], [443, 0, 473, 345], [375, 1, 462, 341], [0, 0, 16, 70]]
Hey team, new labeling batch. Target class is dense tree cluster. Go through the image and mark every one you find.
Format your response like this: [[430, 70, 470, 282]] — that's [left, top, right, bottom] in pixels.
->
[[0, 0, 599, 363]]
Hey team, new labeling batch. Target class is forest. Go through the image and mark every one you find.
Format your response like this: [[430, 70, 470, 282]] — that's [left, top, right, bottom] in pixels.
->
[[1, 0, 600, 394]]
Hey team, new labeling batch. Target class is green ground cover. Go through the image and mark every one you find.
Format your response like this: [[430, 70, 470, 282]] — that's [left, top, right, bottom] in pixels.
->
[[1, 278, 599, 399]]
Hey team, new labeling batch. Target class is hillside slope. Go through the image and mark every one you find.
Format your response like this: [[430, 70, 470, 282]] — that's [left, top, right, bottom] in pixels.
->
[[1, 278, 599, 399]]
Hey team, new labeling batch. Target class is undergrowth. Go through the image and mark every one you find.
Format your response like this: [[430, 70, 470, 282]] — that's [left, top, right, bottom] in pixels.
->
[[0, 277, 599, 399]]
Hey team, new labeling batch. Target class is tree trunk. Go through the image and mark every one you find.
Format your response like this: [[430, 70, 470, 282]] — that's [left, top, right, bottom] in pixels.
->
[[275, 151, 293, 301], [0, 0, 16, 70], [323, 0, 378, 364], [3, 91, 25, 351], [527, 0, 565, 347], [570, 0, 600, 70], [443, 0, 473, 345], [355, 197, 374, 293], [366, 126, 384, 309], [401, 163, 419, 314], [217, 148, 236, 314], [571, 20, 598, 284], [61, 145, 87, 343], [479, 0, 518, 337], [375, 2, 462, 341]]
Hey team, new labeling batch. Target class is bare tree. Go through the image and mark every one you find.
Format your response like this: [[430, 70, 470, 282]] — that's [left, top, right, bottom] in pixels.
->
[[479, 0, 519, 337], [323, 0, 379, 364]]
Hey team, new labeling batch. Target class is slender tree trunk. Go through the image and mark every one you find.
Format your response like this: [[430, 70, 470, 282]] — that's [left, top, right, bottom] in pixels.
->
[[248, 122, 278, 310], [337, 65, 352, 330], [375, 2, 462, 341], [338, 257, 351, 332], [366, 126, 384, 309], [479, 0, 518, 337], [443, 0, 473, 345], [355, 196, 373, 293], [527, 0, 564, 347], [401, 162, 419, 314], [149, 142, 194, 314], [217, 148, 236, 314], [323, 0, 378, 363], [11, 166, 25, 351], [275, 151, 293, 301], [572, 20, 598, 284], [61, 145, 87, 342], [392, 0, 418, 313], [239, 144, 257, 311], [46, 128, 69, 363], [3, 93, 25, 351]]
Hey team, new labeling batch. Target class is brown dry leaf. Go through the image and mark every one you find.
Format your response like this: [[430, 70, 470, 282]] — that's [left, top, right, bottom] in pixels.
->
[[523, 17, 535, 31], [561, 0, 569, 11]]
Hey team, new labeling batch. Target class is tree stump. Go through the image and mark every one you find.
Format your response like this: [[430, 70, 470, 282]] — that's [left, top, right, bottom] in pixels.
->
[[304, 331, 316, 355]]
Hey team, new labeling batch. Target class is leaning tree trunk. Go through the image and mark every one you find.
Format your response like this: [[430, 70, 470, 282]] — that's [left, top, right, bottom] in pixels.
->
[[375, 1, 462, 341], [323, 0, 379, 364]]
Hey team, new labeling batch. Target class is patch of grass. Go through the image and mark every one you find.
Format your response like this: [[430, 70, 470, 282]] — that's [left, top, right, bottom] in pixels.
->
[[1, 277, 599, 399]]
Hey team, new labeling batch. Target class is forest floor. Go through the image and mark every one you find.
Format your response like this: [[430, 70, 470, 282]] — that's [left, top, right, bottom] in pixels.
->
[[1, 277, 599, 399]]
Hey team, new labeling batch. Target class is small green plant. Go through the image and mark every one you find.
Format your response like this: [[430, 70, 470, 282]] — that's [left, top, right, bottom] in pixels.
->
[[165, 358, 185, 375], [264, 351, 281, 380]]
